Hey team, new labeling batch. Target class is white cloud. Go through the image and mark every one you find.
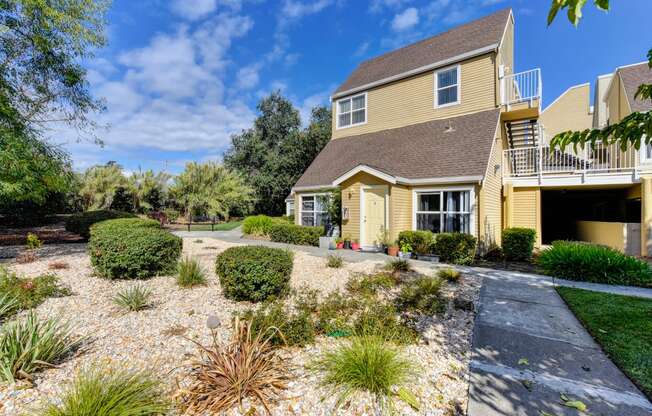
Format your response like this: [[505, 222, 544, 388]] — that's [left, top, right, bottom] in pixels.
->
[[297, 88, 332, 127], [236, 63, 262, 89], [354, 41, 370, 57], [281, 0, 333, 22], [391, 7, 419, 31], [63, 12, 258, 157], [369, 0, 412, 13], [170, 0, 217, 20]]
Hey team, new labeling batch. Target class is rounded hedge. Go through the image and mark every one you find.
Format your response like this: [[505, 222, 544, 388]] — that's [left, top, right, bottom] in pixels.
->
[[89, 219, 182, 279], [65, 210, 137, 239], [215, 246, 293, 302], [502, 227, 537, 261], [269, 223, 323, 246], [433, 233, 477, 265]]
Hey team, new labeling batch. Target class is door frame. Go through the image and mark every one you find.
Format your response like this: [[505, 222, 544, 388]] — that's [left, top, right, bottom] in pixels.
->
[[360, 184, 389, 248]]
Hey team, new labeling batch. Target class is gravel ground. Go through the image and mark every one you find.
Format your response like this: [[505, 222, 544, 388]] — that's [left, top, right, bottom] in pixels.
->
[[0, 238, 481, 415]]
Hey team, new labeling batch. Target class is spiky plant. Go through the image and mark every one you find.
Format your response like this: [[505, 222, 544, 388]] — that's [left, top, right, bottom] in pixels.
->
[[437, 268, 461, 283], [113, 285, 152, 312], [176, 257, 207, 288], [326, 254, 344, 268], [0, 312, 83, 382], [40, 367, 170, 416], [0, 293, 18, 321], [311, 335, 415, 413], [176, 317, 290, 414], [385, 259, 410, 273]]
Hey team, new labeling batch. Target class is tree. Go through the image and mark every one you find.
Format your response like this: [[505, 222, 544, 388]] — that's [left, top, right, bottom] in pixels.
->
[[79, 163, 127, 210], [128, 169, 170, 213], [547, 0, 652, 152], [224, 92, 332, 215], [0, 0, 109, 136], [170, 162, 255, 221]]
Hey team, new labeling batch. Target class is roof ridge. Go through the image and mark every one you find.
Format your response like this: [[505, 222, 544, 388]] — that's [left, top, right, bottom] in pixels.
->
[[358, 8, 511, 67]]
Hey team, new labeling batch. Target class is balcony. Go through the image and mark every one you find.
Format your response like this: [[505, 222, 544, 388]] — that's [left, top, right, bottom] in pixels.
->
[[500, 69, 542, 120], [503, 142, 647, 186]]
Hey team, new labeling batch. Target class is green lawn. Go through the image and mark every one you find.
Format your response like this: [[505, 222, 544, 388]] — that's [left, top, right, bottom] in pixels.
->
[[556, 287, 652, 399], [178, 221, 242, 231]]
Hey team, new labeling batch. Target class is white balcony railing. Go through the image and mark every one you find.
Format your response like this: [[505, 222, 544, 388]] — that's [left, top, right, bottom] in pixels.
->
[[501, 68, 542, 106], [503, 142, 640, 179]]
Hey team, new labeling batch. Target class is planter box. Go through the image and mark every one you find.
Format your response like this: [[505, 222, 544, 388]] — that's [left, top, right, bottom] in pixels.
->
[[398, 251, 412, 259], [319, 236, 337, 250], [417, 254, 439, 263]]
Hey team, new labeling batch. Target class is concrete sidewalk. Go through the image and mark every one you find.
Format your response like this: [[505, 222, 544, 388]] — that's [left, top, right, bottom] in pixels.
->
[[467, 268, 652, 416]]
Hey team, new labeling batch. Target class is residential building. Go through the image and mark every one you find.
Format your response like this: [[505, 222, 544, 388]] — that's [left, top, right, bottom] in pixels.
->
[[291, 8, 652, 256]]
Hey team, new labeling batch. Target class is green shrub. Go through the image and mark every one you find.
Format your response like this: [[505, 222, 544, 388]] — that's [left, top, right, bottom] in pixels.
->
[[240, 300, 315, 347], [397, 231, 434, 255], [26, 233, 42, 249], [177, 257, 207, 288], [326, 254, 344, 268], [385, 259, 410, 273], [433, 233, 477, 265], [0, 312, 83, 382], [502, 228, 537, 261], [354, 303, 419, 345], [311, 335, 415, 412], [346, 273, 396, 298], [215, 246, 293, 302], [537, 241, 652, 287], [89, 220, 182, 279], [0, 268, 70, 310], [268, 223, 324, 246], [315, 291, 361, 335], [113, 285, 152, 311], [40, 367, 170, 416], [437, 268, 461, 283], [65, 210, 137, 239], [242, 215, 274, 236], [396, 276, 445, 315]]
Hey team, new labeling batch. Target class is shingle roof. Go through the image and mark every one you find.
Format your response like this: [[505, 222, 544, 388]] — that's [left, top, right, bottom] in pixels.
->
[[293, 109, 501, 188], [333, 8, 511, 96], [618, 63, 652, 113]]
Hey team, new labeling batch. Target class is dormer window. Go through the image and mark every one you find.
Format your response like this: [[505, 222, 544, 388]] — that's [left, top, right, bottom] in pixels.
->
[[435, 65, 460, 108], [337, 93, 366, 129]]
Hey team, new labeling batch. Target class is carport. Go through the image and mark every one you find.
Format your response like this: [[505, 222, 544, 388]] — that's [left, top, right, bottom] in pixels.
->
[[541, 186, 641, 255]]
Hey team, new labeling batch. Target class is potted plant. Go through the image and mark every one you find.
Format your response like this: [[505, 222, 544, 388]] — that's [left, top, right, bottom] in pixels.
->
[[398, 241, 413, 259], [377, 229, 391, 253], [387, 240, 400, 257], [351, 238, 360, 251], [343, 236, 352, 250], [336, 237, 344, 249]]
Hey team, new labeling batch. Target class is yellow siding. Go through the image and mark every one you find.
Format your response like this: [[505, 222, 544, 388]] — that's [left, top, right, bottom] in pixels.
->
[[607, 74, 633, 124], [509, 187, 542, 247], [332, 53, 497, 139], [479, 135, 503, 249], [389, 184, 411, 243], [540, 84, 593, 138], [496, 17, 514, 106]]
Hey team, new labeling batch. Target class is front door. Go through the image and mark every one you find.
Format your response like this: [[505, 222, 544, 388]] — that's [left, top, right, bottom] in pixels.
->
[[363, 186, 387, 247]]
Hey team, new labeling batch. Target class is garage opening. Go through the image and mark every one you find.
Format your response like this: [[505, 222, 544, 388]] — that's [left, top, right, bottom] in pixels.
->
[[541, 187, 641, 255]]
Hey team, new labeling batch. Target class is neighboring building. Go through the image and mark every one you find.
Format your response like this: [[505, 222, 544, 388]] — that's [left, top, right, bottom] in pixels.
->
[[285, 194, 295, 217], [291, 8, 652, 256], [592, 73, 613, 128], [539, 83, 593, 139]]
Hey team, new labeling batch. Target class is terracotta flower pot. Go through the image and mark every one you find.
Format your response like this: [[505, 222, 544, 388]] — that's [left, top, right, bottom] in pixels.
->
[[351, 242, 360, 251], [387, 246, 399, 257], [336, 242, 344, 249]]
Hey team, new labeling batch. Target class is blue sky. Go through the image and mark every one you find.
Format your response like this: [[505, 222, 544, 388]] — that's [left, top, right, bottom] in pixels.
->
[[55, 0, 652, 175]]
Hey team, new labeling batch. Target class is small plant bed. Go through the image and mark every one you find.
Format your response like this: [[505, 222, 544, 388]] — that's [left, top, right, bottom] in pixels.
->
[[0, 237, 482, 415], [556, 287, 652, 399], [166, 220, 242, 232]]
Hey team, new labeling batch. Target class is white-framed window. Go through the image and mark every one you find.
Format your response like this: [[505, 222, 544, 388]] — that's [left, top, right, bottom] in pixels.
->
[[300, 194, 329, 226], [336, 93, 367, 129], [286, 201, 295, 217], [414, 189, 471, 233], [434, 65, 460, 108]]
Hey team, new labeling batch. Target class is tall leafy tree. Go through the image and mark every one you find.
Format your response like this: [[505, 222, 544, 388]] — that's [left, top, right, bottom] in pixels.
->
[[224, 92, 332, 215], [171, 162, 255, 221], [79, 163, 127, 210], [546, 0, 652, 151], [129, 169, 170, 213]]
